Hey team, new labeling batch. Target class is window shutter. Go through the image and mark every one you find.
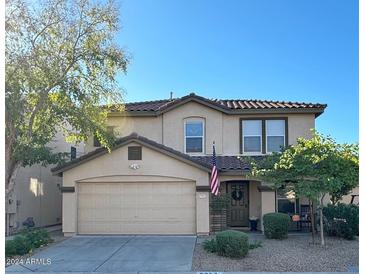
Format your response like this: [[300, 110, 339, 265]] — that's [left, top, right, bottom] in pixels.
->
[[128, 146, 142, 160]]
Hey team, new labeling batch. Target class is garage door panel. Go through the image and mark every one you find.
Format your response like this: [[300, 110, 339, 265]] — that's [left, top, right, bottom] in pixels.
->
[[78, 182, 196, 234]]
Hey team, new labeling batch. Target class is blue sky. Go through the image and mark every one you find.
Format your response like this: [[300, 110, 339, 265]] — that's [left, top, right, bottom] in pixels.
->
[[116, 0, 358, 144]]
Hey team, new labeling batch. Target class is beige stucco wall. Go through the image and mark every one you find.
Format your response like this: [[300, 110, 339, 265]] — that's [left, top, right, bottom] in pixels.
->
[[162, 102, 223, 155], [260, 191, 276, 230], [62, 141, 210, 235], [85, 102, 317, 156], [13, 164, 62, 230], [222, 113, 315, 154], [10, 130, 84, 232], [84, 116, 162, 153]]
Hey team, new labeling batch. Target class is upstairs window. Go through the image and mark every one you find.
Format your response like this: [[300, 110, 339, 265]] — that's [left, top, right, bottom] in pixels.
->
[[242, 120, 262, 154], [241, 118, 287, 155], [266, 120, 285, 153], [185, 120, 204, 153]]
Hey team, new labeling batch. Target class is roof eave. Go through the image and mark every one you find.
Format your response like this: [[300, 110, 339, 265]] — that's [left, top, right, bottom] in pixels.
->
[[109, 107, 326, 117], [51, 135, 211, 176]]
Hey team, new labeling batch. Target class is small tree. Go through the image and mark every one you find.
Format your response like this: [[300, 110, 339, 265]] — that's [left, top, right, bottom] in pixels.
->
[[5, 0, 129, 234], [245, 131, 358, 246]]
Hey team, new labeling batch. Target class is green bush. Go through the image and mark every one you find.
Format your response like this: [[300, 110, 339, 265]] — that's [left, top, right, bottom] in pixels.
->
[[12, 235, 32, 255], [203, 238, 217, 253], [6, 228, 52, 257], [5, 240, 17, 257], [323, 203, 359, 240], [20, 228, 52, 248], [263, 212, 291, 239], [215, 230, 249, 258]]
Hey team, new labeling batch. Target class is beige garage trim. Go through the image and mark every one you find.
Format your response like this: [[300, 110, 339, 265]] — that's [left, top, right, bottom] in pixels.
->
[[77, 182, 196, 234]]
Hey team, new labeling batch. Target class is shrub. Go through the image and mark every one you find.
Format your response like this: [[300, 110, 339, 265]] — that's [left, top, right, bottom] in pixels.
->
[[263, 212, 290, 239], [203, 238, 217, 253], [12, 235, 32, 255], [5, 240, 17, 257], [323, 203, 359, 240], [6, 228, 52, 257], [215, 230, 249, 258], [20, 228, 52, 248]]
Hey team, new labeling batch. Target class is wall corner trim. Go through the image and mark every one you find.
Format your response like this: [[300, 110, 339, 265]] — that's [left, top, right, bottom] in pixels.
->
[[196, 186, 211, 192], [257, 185, 275, 192], [60, 186, 75, 193]]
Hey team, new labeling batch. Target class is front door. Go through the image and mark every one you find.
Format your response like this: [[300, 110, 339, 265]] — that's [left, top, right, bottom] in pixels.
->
[[228, 181, 249, 226]]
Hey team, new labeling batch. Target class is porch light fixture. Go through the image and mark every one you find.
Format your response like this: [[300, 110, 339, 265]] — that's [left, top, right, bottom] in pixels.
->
[[129, 163, 140, 170]]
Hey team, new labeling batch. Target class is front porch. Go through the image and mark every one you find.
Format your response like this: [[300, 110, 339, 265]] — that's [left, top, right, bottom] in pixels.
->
[[209, 179, 314, 233]]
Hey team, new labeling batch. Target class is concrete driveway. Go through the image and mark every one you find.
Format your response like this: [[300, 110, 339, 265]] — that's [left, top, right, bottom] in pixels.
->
[[6, 235, 196, 272]]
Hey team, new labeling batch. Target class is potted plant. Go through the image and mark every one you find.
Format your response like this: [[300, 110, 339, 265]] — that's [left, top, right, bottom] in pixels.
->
[[249, 216, 259, 231]]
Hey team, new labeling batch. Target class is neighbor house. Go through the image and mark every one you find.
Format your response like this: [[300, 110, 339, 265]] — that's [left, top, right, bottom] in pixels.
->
[[7, 131, 85, 234], [52, 93, 327, 236]]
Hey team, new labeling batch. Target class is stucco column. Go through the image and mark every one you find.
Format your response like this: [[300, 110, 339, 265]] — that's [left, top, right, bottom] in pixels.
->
[[196, 191, 209, 235], [259, 186, 276, 231], [62, 192, 76, 237]]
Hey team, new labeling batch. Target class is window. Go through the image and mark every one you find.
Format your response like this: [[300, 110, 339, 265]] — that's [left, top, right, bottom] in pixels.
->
[[242, 120, 262, 154], [185, 120, 204, 153], [241, 118, 287, 155], [70, 146, 77, 160], [266, 120, 285, 153], [277, 188, 298, 215], [128, 146, 142, 160]]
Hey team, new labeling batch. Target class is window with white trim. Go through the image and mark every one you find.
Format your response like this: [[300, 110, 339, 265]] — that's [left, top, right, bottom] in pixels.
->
[[266, 120, 285, 153], [184, 119, 204, 153], [242, 120, 262, 154]]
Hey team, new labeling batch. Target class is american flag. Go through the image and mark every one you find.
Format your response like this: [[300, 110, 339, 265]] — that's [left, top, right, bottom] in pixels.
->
[[210, 142, 220, 195]]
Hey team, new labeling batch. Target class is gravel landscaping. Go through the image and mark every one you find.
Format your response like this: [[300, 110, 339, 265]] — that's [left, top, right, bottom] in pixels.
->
[[193, 234, 358, 272]]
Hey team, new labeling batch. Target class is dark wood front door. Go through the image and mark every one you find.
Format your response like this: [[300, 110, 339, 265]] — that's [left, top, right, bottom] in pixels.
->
[[228, 181, 249, 226]]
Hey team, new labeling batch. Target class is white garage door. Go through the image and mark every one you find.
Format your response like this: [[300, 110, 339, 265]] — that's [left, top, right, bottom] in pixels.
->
[[77, 182, 196, 234]]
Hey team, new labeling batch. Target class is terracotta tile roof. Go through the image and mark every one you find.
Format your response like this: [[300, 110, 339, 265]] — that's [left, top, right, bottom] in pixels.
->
[[52, 133, 212, 175], [192, 156, 261, 171], [51, 132, 261, 175], [111, 93, 326, 115], [212, 99, 326, 110], [124, 99, 175, 112]]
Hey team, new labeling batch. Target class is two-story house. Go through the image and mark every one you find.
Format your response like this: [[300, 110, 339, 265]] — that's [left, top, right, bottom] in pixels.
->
[[52, 93, 327, 236]]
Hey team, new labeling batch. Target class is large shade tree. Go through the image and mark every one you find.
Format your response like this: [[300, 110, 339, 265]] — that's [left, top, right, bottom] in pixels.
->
[[5, 0, 129, 232], [244, 131, 358, 245]]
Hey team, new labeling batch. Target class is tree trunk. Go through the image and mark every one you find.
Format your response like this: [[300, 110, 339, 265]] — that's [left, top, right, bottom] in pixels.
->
[[319, 195, 325, 246], [5, 139, 21, 236], [310, 200, 315, 244]]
